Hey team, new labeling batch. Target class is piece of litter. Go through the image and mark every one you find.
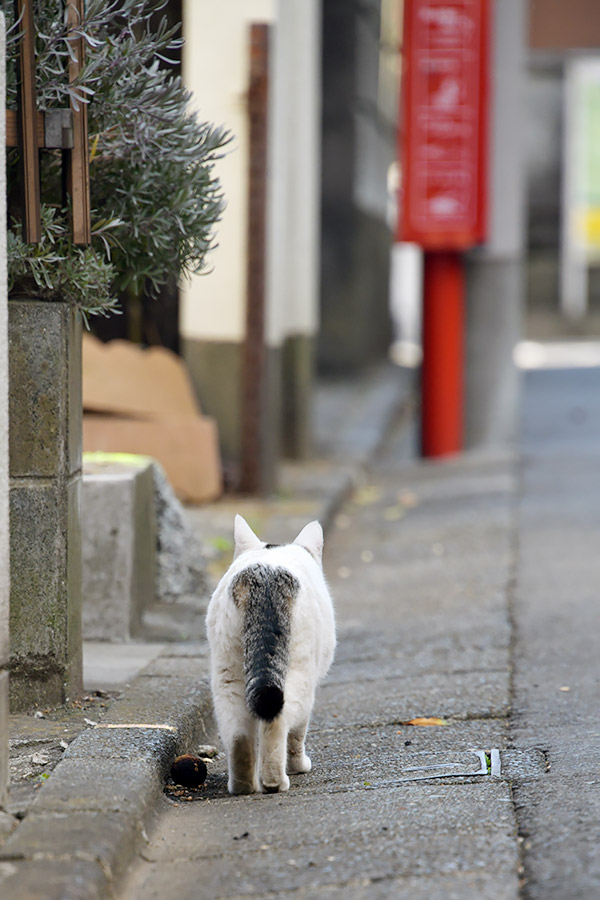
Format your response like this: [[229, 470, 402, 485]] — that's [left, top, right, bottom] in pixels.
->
[[398, 717, 448, 727], [33, 711, 45, 719], [84, 718, 98, 727], [559, 686, 570, 692], [95, 723, 177, 731], [59, 741, 69, 750], [490, 748, 502, 777], [197, 745, 218, 758], [31, 752, 50, 766]]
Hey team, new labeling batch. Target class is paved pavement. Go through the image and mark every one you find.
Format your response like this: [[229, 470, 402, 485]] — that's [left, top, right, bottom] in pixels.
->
[[2, 358, 600, 899], [120, 443, 522, 900]]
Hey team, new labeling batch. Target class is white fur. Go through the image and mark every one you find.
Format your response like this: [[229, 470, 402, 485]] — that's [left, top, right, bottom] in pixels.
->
[[206, 516, 336, 794]]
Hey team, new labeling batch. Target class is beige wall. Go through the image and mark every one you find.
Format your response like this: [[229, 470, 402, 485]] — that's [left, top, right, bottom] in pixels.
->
[[180, 0, 322, 348], [180, 0, 276, 344], [266, 0, 321, 345]]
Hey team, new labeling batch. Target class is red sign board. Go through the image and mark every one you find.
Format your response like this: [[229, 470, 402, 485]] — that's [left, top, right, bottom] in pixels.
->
[[398, 0, 490, 248]]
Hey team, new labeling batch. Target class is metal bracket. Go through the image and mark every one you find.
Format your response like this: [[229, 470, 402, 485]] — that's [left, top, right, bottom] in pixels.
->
[[371, 749, 502, 787]]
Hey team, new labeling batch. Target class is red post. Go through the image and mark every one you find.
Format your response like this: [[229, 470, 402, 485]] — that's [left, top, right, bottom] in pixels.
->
[[421, 252, 464, 457], [398, 0, 490, 458]]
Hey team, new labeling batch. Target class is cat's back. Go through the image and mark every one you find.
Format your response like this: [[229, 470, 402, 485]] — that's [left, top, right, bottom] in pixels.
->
[[207, 543, 333, 639]]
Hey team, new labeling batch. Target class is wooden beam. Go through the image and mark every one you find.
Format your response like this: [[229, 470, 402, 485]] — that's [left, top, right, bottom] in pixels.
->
[[6, 109, 72, 149], [16, 0, 41, 243], [239, 24, 271, 494], [66, 0, 91, 245]]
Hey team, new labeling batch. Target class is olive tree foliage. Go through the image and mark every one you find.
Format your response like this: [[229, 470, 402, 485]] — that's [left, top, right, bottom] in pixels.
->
[[5, 0, 230, 322]]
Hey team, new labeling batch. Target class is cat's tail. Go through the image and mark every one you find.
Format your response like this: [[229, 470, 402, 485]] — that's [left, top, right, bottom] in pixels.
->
[[231, 563, 300, 721]]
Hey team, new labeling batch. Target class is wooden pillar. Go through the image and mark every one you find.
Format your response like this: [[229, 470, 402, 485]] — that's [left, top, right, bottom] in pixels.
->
[[239, 24, 271, 494]]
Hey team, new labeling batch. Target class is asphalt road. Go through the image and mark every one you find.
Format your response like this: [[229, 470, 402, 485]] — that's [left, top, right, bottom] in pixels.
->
[[511, 366, 600, 899]]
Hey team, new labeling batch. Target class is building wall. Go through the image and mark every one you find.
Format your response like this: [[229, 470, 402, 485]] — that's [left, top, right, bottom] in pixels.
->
[[181, 0, 322, 468], [529, 0, 600, 50], [319, 0, 396, 374]]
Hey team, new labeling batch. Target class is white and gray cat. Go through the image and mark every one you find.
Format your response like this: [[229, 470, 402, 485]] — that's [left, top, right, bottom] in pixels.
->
[[206, 515, 336, 794]]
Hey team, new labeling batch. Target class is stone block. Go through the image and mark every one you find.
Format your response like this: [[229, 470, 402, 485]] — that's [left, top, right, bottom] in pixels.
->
[[82, 460, 156, 640], [9, 301, 81, 479], [9, 482, 65, 659], [8, 299, 83, 711]]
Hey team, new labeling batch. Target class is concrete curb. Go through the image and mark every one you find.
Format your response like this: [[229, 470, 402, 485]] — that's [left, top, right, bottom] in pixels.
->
[[0, 362, 416, 899], [0, 654, 214, 899]]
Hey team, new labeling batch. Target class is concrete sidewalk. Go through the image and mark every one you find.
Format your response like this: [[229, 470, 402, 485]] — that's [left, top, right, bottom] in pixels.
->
[[119, 362, 600, 900], [120, 440, 523, 900], [0, 362, 414, 899]]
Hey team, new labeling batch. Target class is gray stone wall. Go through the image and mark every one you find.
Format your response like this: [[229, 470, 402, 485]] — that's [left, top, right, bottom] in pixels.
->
[[8, 301, 83, 711], [0, 13, 9, 807]]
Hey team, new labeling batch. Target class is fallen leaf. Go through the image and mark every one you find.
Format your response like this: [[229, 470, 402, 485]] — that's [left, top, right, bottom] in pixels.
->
[[335, 514, 351, 530], [397, 717, 448, 727], [353, 485, 383, 506], [383, 505, 405, 521], [397, 490, 420, 508]]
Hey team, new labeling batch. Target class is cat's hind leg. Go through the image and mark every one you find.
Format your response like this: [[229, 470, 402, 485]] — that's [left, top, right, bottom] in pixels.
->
[[287, 719, 312, 774], [228, 728, 259, 794], [218, 699, 259, 794], [259, 717, 290, 793]]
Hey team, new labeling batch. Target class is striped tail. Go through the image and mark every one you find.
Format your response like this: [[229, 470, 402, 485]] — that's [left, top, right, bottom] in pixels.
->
[[231, 564, 299, 721]]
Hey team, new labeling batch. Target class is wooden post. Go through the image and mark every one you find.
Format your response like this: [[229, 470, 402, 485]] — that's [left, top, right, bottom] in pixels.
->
[[66, 0, 91, 245], [239, 24, 270, 493], [15, 0, 41, 243]]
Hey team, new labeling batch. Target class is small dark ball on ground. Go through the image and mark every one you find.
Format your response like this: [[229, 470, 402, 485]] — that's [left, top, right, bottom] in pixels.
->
[[170, 754, 207, 788]]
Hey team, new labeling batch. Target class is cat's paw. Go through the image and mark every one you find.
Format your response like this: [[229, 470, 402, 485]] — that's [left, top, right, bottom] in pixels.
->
[[228, 777, 259, 795], [288, 753, 312, 774], [261, 773, 290, 793]]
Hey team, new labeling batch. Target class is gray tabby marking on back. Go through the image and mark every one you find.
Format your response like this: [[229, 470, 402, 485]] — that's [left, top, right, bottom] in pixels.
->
[[231, 564, 300, 720]]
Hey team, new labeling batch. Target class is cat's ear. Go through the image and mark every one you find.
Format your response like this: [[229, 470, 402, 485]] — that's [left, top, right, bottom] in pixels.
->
[[293, 520, 323, 563], [233, 514, 262, 558]]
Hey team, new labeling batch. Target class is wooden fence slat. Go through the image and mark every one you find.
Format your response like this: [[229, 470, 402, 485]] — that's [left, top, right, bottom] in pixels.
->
[[66, 0, 91, 245], [16, 0, 41, 243]]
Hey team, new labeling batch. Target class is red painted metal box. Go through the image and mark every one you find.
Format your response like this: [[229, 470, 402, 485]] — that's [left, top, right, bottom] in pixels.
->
[[398, 0, 490, 248]]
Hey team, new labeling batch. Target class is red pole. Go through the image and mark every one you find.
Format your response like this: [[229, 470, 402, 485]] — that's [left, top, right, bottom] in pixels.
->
[[421, 251, 464, 457]]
